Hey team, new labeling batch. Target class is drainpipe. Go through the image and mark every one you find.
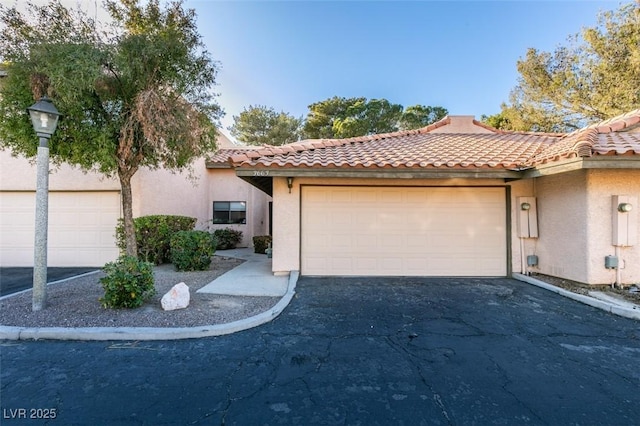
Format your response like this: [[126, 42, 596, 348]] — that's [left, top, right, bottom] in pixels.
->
[[520, 238, 527, 275], [615, 246, 622, 289]]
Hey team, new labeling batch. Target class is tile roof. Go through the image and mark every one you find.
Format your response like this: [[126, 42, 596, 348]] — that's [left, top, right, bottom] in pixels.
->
[[227, 110, 640, 171]]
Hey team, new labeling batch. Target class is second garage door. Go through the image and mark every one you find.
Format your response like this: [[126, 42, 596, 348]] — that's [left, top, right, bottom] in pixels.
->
[[301, 186, 507, 276], [0, 191, 121, 267]]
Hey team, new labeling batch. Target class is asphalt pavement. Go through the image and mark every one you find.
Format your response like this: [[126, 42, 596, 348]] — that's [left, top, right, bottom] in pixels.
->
[[1, 276, 639, 425], [0, 267, 98, 296]]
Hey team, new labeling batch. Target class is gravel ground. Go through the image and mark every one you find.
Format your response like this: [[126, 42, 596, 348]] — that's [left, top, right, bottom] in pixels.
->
[[530, 273, 640, 304], [0, 256, 281, 328]]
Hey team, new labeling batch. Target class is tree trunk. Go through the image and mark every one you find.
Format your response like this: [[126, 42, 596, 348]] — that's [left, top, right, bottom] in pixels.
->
[[118, 170, 138, 258]]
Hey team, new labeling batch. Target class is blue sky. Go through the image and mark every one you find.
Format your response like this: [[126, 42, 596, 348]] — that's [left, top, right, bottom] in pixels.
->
[[183, 0, 622, 137]]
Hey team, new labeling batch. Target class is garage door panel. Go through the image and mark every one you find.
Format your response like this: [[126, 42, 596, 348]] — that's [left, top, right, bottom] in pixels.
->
[[1, 191, 120, 267], [302, 186, 506, 276]]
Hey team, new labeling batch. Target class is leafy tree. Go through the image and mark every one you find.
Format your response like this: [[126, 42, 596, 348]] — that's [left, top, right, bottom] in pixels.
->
[[0, 0, 221, 257], [303, 96, 446, 139], [399, 105, 448, 130], [333, 98, 403, 138], [500, 2, 640, 131], [303, 96, 365, 139], [229, 105, 302, 146]]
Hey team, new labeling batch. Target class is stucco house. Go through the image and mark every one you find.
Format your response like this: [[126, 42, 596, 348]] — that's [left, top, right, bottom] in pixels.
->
[[231, 110, 640, 286], [0, 132, 272, 267]]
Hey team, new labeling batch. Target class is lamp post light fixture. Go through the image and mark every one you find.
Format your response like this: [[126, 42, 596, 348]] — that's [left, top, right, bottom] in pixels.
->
[[27, 96, 60, 311]]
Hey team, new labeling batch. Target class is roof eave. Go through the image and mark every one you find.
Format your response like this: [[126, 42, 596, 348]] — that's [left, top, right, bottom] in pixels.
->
[[522, 156, 640, 178], [235, 167, 522, 181]]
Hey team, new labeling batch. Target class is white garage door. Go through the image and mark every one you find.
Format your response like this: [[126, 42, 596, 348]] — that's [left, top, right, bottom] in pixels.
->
[[301, 186, 507, 276], [0, 191, 121, 267]]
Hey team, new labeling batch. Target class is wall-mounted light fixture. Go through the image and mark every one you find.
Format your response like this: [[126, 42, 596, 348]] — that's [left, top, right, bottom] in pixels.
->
[[520, 202, 531, 211], [618, 202, 633, 213], [287, 177, 294, 193]]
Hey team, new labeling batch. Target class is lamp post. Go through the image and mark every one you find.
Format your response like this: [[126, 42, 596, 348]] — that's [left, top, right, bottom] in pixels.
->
[[27, 96, 60, 311]]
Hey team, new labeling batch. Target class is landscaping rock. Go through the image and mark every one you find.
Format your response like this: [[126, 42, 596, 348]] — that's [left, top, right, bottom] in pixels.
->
[[161, 282, 190, 311]]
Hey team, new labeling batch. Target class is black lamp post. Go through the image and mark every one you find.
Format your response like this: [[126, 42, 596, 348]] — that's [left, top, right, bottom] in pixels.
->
[[27, 96, 60, 311]]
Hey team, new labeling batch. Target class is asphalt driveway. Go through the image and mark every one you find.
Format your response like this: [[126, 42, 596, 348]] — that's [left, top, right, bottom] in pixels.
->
[[1, 276, 639, 425], [0, 267, 98, 296]]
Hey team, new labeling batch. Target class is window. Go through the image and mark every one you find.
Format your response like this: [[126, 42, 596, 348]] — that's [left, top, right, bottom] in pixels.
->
[[213, 201, 246, 224]]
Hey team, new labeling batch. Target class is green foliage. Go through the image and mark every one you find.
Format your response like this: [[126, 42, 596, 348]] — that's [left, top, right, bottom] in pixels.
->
[[399, 105, 448, 130], [332, 98, 403, 138], [502, 2, 640, 131], [480, 112, 513, 130], [212, 228, 243, 250], [0, 0, 222, 257], [170, 230, 215, 271], [303, 96, 447, 139], [99, 255, 155, 309], [116, 215, 197, 264], [229, 105, 302, 146], [253, 235, 272, 254]]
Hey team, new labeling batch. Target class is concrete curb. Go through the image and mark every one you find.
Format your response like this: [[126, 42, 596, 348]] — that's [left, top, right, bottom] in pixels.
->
[[0, 271, 299, 341], [514, 273, 640, 321]]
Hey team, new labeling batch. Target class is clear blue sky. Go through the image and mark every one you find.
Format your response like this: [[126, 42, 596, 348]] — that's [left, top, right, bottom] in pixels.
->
[[183, 0, 622, 136]]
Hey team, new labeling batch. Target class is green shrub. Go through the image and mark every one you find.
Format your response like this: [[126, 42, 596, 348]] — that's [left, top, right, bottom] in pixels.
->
[[212, 228, 243, 250], [170, 230, 216, 271], [115, 215, 197, 264], [253, 235, 272, 254], [99, 256, 155, 309]]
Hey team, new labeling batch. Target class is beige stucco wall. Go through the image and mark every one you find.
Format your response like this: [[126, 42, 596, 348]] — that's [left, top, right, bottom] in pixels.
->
[[0, 150, 120, 191], [585, 169, 640, 284], [530, 169, 640, 285], [206, 168, 271, 247], [529, 171, 589, 282], [131, 159, 210, 228], [1, 149, 271, 250]]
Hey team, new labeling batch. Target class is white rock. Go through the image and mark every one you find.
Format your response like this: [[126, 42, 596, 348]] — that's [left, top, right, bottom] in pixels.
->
[[161, 282, 190, 311]]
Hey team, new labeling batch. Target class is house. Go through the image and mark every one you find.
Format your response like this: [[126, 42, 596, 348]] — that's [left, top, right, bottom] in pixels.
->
[[0, 132, 272, 267], [230, 111, 640, 286]]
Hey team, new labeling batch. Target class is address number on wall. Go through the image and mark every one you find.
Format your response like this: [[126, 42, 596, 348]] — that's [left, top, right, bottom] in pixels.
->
[[253, 171, 269, 176]]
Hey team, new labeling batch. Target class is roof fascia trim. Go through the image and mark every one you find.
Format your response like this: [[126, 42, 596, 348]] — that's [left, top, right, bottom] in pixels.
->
[[235, 167, 522, 180]]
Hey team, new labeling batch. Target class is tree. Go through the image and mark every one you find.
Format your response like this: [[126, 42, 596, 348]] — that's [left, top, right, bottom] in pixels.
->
[[303, 96, 446, 139], [332, 98, 403, 138], [229, 105, 302, 146], [499, 2, 640, 131], [302, 96, 365, 139], [399, 105, 448, 130], [0, 0, 221, 257]]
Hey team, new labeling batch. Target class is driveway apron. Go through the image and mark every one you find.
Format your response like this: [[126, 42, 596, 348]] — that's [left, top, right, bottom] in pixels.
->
[[1, 277, 639, 425]]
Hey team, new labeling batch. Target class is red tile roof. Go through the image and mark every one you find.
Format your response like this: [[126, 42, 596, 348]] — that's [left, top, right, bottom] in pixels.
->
[[226, 110, 640, 171]]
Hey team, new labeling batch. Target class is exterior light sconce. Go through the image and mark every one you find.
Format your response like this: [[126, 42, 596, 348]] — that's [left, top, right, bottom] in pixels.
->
[[287, 177, 294, 193], [520, 202, 531, 211], [618, 202, 633, 213]]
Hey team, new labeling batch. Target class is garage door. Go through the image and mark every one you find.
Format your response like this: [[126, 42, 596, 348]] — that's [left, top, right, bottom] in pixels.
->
[[301, 186, 507, 276], [0, 191, 121, 267]]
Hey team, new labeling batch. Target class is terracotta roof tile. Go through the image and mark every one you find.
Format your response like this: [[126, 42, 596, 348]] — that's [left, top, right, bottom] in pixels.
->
[[228, 110, 640, 171]]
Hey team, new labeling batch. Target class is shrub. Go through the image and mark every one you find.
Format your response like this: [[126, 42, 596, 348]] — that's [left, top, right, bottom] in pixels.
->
[[253, 235, 272, 254], [212, 228, 243, 250], [115, 215, 197, 264], [170, 230, 216, 271], [99, 256, 155, 309]]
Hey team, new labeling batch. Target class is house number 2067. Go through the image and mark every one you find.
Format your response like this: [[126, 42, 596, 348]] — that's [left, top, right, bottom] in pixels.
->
[[253, 171, 269, 176]]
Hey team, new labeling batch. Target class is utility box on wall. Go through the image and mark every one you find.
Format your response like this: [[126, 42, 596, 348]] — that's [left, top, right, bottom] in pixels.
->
[[612, 195, 638, 247], [517, 196, 538, 238]]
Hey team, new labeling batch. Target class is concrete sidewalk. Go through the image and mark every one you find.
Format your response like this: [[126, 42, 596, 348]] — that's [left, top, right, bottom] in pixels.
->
[[198, 248, 288, 297]]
